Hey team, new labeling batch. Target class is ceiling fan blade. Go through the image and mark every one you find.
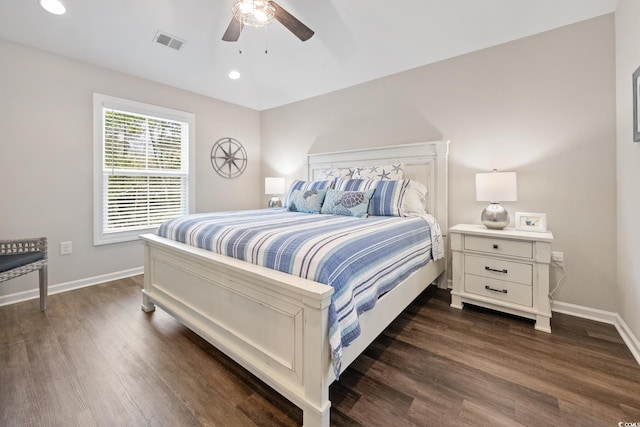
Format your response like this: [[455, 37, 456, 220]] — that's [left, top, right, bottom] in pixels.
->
[[222, 17, 243, 42], [270, 1, 314, 42]]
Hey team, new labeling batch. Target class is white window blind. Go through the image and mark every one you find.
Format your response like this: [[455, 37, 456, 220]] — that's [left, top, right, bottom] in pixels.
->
[[94, 94, 194, 245]]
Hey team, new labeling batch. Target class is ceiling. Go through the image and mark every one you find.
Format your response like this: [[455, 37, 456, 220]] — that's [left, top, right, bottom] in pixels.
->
[[0, 0, 618, 111]]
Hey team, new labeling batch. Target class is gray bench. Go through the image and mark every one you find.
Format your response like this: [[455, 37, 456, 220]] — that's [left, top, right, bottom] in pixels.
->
[[0, 238, 48, 310]]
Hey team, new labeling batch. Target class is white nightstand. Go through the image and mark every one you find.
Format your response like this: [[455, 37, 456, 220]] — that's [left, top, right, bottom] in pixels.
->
[[449, 224, 554, 332]]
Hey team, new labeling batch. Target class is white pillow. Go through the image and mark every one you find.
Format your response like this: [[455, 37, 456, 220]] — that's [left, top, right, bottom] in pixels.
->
[[353, 163, 403, 180], [315, 168, 356, 181], [400, 180, 428, 216]]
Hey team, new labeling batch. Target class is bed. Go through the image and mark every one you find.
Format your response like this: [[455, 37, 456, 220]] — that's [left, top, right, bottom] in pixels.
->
[[139, 140, 449, 427]]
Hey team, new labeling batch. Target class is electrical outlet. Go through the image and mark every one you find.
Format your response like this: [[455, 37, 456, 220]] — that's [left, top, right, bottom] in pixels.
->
[[60, 241, 72, 255], [551, 251, 564, 263]]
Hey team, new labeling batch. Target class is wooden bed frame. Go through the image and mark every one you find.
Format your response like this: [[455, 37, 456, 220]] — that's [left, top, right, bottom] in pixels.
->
[[140, 140, 449, 426]]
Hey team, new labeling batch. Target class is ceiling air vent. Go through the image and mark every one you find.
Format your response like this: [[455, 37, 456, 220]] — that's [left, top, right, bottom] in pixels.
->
[[153, 31, 185, 51]]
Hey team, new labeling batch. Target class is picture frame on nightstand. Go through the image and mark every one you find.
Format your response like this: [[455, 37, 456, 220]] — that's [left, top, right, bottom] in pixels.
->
[[515, 212, 547, 232]]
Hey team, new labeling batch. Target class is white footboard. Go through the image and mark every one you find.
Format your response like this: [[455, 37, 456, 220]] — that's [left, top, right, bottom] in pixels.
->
[[141, 234, 334, 426], [141, 233, 446, 426], [142, 234, 448, 426]]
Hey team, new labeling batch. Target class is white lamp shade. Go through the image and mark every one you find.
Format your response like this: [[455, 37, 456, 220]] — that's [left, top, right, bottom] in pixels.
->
[[265, 177, 285, 195], [476, 171, 517, 202]]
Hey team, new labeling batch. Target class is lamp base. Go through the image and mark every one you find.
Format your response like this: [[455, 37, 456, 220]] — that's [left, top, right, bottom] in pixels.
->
[[481, 203, 510, 230], [268, 196, 282, 208]]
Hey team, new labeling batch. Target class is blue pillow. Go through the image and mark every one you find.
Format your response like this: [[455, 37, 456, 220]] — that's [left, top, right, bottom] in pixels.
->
[[336, 179, 410, 216], [283, 179, 332, 208], [287, 189, 327, 214], [320, 189, 375, 218]]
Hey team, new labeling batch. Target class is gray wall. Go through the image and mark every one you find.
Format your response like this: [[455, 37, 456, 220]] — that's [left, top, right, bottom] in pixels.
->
[[615, 1, 640, 343], [0, 39, 261, 300], [1, 14, 621, 317], [261, 15, 617, 312]]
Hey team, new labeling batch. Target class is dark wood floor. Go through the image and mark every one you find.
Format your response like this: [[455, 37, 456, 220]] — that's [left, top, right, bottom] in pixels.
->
[[1, 275, 639, 426]]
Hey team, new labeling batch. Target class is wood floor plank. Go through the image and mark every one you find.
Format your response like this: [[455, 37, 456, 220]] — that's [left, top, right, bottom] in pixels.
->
[[1, 275, 639, 426], [459, 399, 527, 427], [78, 283, 255, 426], [385, 304, 640, 417], [0, 340, 37, 425]]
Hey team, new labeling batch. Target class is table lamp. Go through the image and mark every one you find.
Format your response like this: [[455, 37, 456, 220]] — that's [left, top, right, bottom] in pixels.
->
[[265, 177, 285, 208], [475, 170, 517, 229]]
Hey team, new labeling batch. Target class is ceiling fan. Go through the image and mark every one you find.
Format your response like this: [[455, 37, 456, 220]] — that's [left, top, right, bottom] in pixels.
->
[[222, 0, 314, 42]]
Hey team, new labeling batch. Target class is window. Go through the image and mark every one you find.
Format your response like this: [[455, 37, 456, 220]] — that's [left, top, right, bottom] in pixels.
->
[[93, 94, 195, 245]]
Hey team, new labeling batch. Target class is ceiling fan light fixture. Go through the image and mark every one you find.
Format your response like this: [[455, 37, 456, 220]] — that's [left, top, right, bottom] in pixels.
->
[[232, 0, 275, 28], [253, 10, 268, 22], [40, 0, 66, 15]]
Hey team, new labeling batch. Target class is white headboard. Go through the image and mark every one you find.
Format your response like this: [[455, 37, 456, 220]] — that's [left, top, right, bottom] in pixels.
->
[[306, 141, 449, 231]]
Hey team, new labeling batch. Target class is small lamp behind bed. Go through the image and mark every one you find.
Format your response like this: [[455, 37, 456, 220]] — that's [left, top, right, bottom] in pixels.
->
[[265, 177, 285, 208]]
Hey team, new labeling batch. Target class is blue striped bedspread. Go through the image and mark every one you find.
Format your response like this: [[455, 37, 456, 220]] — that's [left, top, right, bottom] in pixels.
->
[[157, 209, 444, 377]]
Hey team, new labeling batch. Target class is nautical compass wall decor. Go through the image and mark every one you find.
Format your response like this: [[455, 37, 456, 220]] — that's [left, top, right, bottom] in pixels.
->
[[210, 137, 248, 178]]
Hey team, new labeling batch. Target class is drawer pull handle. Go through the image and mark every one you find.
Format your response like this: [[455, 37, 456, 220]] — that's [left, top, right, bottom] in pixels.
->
[[485, 285, 508, 294], [485, 266, 508, 274], [493, 244, 499, 249]]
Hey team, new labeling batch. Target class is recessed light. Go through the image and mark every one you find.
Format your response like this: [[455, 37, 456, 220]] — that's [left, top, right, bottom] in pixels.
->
[[40, 0, 66, 15], [229, 70, 241, 80]]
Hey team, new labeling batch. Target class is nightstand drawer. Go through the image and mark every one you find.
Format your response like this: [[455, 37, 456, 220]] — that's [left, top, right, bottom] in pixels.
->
[[465, 275, 533, 307], [464, 255, 532, 286], [464, 235, 532, 258]]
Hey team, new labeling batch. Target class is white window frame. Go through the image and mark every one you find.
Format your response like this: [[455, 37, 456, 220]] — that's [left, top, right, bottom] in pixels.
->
[[93, 93, 195, 245]]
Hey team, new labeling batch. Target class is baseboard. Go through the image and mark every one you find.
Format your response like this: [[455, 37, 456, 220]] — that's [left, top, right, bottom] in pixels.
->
[[552, 300, 640, 366], [614, 313, 640, 366], [0, 267, 143, 307], [551, 300, 618, 324]]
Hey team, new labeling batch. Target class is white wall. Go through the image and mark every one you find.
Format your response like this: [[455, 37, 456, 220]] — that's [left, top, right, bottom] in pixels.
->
[[615, 1, 640, 343], [261, 15, 617, 312], [0, 39, 261, 301]]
